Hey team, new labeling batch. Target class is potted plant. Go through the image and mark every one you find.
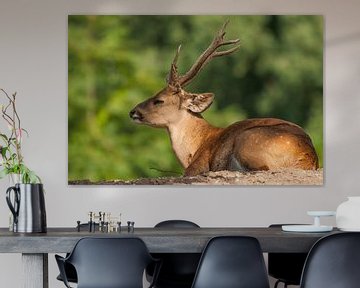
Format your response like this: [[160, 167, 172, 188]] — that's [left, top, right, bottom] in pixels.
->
[[1, 88, 46, 233]]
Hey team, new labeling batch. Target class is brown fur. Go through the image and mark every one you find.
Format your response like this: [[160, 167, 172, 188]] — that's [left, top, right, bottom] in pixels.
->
[[186, 118, 318, 176], [130, 87, 319, 176]]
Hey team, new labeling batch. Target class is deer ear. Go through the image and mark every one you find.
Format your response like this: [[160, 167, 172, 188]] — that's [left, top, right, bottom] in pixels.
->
[[181, 93, 214, 113]]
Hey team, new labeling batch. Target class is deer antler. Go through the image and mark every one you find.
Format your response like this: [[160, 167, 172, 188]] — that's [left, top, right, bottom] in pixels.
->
[[168, 20, 240, 88], [167, 45, 182, 88]]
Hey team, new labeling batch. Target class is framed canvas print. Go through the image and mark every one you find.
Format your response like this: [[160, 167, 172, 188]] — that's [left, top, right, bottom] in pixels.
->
[[68, 15, 323, 185]]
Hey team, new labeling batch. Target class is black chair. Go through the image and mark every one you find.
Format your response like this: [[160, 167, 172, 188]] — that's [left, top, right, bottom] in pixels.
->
[[147, 220, 201, 288], [154, 220, 200, 229], [191, 236, 270, 288], [300, 232, 360, 288], [268, 224, 308, 288], [56, 262, 77, 284], [56, 223, 99, 284], [55, 237, 160, 288]]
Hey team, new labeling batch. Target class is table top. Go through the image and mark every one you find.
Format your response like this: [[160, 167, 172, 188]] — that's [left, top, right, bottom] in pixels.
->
[[0, 227, 340, 254]]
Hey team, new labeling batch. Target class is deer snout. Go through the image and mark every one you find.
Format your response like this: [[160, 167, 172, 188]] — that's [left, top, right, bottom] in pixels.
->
[[129, 108, 143, 122], [129, 108, 136, 118]]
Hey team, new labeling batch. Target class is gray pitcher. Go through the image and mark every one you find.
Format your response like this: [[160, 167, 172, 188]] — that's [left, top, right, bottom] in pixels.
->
[[6, 183, 47, 233]]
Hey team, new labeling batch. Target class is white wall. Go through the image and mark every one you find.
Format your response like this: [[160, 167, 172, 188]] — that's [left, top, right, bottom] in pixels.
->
[[0, 0, 360, 287]]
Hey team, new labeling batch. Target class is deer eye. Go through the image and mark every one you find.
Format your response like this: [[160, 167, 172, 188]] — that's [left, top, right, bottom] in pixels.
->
[[153, 99, 164, 106]]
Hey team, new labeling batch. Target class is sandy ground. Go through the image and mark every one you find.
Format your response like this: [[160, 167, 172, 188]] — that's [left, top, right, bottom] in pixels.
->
[[69, 168, 323, 186]]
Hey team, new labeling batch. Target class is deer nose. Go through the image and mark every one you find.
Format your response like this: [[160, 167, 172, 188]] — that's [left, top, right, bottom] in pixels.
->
[[129, 108, 143, 121], [129, 109, 136, 118]]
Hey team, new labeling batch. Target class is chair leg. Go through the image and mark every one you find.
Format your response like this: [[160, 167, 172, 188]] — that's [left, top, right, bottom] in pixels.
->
[[274, 279, 289, 288]]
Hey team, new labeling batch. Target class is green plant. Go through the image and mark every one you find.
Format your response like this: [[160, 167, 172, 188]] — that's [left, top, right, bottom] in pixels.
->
[[0, 89, 41, 183]]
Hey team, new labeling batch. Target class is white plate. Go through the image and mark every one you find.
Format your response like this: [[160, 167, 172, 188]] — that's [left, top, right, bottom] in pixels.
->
[[307, 211, 336, 217], [282, 225, 333, 232]]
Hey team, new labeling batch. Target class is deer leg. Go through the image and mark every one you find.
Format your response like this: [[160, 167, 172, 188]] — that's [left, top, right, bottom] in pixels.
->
[[184, 155, 210, 176], [227, 154, 248, 171]]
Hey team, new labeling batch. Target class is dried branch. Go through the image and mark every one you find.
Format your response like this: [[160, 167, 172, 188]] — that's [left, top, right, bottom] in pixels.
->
[[0, 88, 40, 183]]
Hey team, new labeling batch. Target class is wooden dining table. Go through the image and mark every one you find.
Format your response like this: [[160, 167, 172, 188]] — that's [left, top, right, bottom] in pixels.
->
[[0, 226, 339, 288]]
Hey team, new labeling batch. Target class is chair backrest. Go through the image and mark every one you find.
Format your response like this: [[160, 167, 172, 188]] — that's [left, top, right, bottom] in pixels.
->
[[66, 237, 154, 288], [155, 219, 200, 228], [300, 232, 360, 288], [191, 236, 270, 288], [150, 220, 201, 287], [268, 224, 308, 285]]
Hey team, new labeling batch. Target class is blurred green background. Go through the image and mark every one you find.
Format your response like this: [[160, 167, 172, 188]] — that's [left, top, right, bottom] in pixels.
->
[[68, 15, 323, 181]]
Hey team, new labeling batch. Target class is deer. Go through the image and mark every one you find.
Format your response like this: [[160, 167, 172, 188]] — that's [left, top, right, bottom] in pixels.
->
[[129, 22, 319, 176]]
